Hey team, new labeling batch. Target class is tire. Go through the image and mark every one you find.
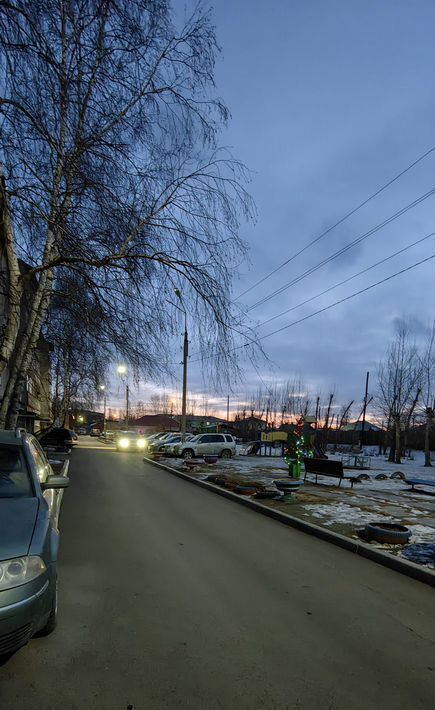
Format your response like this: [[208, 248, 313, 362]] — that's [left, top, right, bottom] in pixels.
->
[[364, 522, 411, 545], [220, 449, 232, 459], [182, 449, 194, 460], [37, 576, 58, 637]]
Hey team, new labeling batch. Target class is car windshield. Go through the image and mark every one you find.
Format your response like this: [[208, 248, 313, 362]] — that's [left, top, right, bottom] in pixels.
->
[[0, 446, 33, 498]]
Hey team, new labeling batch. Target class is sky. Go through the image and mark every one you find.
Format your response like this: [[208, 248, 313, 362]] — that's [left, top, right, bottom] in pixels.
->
[[110, 0, 435, 419]]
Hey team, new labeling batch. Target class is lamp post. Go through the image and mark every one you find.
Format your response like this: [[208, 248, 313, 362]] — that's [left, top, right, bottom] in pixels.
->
[[117, 365, 129, 427], [99, 385, 107, 433], [174, 289, 188, 443]]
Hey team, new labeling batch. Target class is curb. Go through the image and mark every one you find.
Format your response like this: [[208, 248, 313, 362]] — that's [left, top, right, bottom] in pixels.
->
[[143, 456, 435, 588]]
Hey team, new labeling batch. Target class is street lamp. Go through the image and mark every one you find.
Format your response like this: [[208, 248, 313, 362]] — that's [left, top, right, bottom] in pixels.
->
[[99, 385, 107, 433], [174, 289, 188, 443], [117, 365, 129, 427]]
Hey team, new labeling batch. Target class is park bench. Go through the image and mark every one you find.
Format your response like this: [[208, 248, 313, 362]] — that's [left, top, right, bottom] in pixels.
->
[[404, 478, 435, 493], [303, 457, 360, 488]]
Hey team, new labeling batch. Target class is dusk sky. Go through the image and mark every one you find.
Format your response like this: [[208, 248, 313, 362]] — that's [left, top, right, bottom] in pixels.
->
[[112, 1, 435, 417]]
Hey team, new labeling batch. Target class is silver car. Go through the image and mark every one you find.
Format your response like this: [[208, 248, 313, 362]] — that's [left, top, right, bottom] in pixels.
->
[[0, 429, 69, 657]]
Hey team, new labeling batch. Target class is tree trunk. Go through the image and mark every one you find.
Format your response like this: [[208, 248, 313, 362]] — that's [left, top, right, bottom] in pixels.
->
[[1, 274, 53, 428], [0, 171, 23, 376], [394, 418, 401, 464], [424, 411, 433, 466]]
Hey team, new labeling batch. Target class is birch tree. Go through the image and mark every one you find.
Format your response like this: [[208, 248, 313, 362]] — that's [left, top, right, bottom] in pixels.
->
[[420, 323, 435, 466], [0, 1, 255, 428]]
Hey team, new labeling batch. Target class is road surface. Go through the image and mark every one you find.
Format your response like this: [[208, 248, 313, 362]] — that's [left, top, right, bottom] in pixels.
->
[[1, 447, 434, 709]]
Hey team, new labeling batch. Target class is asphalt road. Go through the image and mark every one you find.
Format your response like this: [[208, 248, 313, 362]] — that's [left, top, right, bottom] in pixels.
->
[[1, 448, 434, 710]]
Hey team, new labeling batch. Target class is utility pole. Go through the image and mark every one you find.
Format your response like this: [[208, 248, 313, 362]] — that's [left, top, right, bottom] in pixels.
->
[[226, 395, 230, 425], [174, 288, 189, 443], [360, 371, 370, 449], [103, 392, 107, 433], [315, 396, 320, 429], [181, 323, 188, 442], [125, 384, 129, 428]]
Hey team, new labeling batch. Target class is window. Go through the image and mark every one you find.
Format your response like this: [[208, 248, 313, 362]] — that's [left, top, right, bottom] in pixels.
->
[[225, 435, 234, 443], [199, 435, 214, 443], [0, 446, 33, 498], [209, 434, 224, 443], [28, 438, 51, 483]]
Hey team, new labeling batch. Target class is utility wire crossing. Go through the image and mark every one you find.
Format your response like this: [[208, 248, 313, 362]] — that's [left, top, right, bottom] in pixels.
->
[[235, 144, 435, 301], [247, 187, 435, 311]]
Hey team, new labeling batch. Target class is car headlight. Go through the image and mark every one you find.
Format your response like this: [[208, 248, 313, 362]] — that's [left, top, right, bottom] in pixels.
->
[[137, 439, 146, 449], [119, 438, 130, 448], [0, 556, 46, 591]]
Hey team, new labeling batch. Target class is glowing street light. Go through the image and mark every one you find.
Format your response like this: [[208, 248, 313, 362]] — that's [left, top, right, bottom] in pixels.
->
[[117, 364, 127, 375]]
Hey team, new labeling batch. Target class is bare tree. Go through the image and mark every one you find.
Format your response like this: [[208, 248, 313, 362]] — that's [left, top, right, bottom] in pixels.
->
[[420, 323, 435, 466], [0, 1, 256, 428], [378, 325, 422, 464], [149, 393, 170, 415]]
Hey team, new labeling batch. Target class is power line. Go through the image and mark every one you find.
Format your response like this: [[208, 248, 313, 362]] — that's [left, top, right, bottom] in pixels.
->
[[234, 144, 435, 301], [189, 252, 434, 363], [256, 231, 435, 328], [257, 254, 435, 342], [247, 187, 435, 311]]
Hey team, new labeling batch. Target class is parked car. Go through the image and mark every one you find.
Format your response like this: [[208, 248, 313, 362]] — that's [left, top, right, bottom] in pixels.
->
[[36, 427, 74, 451], [115, 431, 147, 452], [0, 428, 69, 656], [154, 434, 194, 456], [146, 431, 177, 444], [152, 434, 193, 454], [100, 430, 115, 442], [178, 433, 236, 459], [89, 428, 101, 437], [77, 427, 87, 435]]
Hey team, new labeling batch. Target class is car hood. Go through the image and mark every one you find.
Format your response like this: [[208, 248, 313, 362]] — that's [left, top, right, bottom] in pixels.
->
[[0, 498, 39, 560]]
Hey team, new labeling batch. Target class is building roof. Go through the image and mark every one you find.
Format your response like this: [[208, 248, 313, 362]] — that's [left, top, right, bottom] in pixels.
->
[[341, 421, 382, 432], [234, 416, 265, 424], [131, 414, 179, 428]]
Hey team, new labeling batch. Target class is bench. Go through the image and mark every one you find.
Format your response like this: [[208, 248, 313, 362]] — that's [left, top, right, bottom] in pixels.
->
[[303, 457, 360, 488], [405, 478, 435, 492]]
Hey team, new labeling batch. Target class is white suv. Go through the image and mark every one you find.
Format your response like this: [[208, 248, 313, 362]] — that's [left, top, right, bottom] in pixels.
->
[[178, 433, 236, 459]]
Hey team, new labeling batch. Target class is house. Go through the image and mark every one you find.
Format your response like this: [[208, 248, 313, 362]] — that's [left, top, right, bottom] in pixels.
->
[[0, 255, 51, 432], [232, 416, 267, 441], [175, 414, 228, 433], [130, 414, 180, 434]]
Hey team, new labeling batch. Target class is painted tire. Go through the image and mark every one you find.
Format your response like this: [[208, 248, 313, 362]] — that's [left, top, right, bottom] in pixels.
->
[[375, 473, 388, 480], [390, 471, 405, 480], [364, 522, 411, 545], [182, 449, 194, 459], [254, 490, 282, 499], [235, 486, 257, 495]]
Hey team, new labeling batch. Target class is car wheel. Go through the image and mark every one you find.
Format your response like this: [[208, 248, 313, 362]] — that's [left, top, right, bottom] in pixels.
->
[[182, 449, 194, 459], [220, 449, 232, 459], [37, 576, 58, 637]]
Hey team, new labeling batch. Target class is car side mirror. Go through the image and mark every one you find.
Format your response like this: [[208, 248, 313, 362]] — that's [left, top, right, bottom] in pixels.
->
[[42, 475, 70, 490]]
